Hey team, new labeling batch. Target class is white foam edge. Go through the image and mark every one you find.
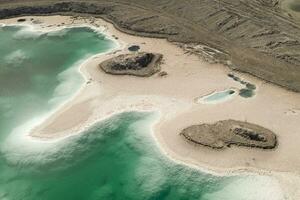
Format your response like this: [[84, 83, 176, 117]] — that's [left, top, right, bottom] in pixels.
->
[[1, 20, 121, 47], [1, 17, 297, 199], [147, 111, 296, 199], [1, 21, 123, 148]]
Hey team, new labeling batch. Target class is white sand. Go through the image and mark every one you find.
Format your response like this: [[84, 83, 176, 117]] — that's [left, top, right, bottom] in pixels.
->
[[1, 16, 300, 192]]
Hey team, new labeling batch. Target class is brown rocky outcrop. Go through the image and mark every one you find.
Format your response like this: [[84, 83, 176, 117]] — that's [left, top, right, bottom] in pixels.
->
[[180, 120, 277, 150], [99, 52, 162, 77]]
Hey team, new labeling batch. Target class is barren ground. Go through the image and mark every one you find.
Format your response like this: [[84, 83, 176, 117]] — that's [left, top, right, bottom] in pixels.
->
[[0, 0, 300, 92]]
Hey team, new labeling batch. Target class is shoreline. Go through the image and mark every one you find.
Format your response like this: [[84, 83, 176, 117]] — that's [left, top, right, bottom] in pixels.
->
[[0, 20, 122, 141], [1, 15, 300, 197]]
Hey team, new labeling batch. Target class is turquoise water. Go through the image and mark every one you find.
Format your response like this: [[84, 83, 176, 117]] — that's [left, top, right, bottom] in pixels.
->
[[0, 112, 284, 200], [0, 25, 284, 200], [201, 89, 235, 103], [0, 25, 115, 140]]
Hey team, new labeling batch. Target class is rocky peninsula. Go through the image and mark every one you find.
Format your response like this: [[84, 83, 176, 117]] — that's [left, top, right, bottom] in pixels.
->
[[99, 52, 162, 77], [180, 120, 277, 149]]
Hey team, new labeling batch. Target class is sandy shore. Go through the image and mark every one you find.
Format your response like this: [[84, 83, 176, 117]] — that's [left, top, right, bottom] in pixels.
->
[[1, 15, 300, 187]]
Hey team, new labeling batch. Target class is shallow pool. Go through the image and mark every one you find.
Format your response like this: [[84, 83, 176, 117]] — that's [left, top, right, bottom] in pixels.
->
[[197, 89, 236, 104]]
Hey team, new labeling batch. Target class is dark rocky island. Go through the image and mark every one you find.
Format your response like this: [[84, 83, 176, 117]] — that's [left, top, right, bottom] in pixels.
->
[[99, 52, 162, 77], [180, 120, 277, 149]]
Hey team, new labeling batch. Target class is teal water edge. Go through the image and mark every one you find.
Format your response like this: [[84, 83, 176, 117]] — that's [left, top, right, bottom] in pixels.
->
[[0, 25, 116, 141], [0, 25, 284, 200], [202, 89, 235, 103], [0, 112, 284, 200]]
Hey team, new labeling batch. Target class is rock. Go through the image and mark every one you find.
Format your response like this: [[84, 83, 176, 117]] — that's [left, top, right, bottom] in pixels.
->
[[227, 73, 235, 78], [17, 18, 26, 22], [232, 126, 267, 142], [233, 76, 241, 82], [99, 52, 163, 77], [246, 83, 256, 90], [240, 80, 247, 85], [158, 71, 168, 77], [112, 35, 118, 40], [180, 120, 277, 149], [228, 90, 235, 95], [128, 45, 140, 52]]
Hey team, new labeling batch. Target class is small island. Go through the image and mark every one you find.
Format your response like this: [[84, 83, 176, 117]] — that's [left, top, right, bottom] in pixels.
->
[[180, 120, 277, 149], [99, 52, 163, 77]]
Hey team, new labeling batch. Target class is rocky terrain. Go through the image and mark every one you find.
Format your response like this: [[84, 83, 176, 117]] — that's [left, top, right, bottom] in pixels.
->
[[281, 0, 300, 20], [180, 120, 277, 149], [99, 52, 162, 76], [0, 0, 300, 91]]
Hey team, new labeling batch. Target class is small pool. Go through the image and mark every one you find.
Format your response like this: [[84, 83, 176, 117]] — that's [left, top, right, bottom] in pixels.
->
[[197, 89, 236, 104], [239, 88, 255, 98], [228, 73, 256, 98]]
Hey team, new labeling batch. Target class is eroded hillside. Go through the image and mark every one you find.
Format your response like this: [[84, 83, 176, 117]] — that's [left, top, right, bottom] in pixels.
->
[[1, 0, 300, 91]]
